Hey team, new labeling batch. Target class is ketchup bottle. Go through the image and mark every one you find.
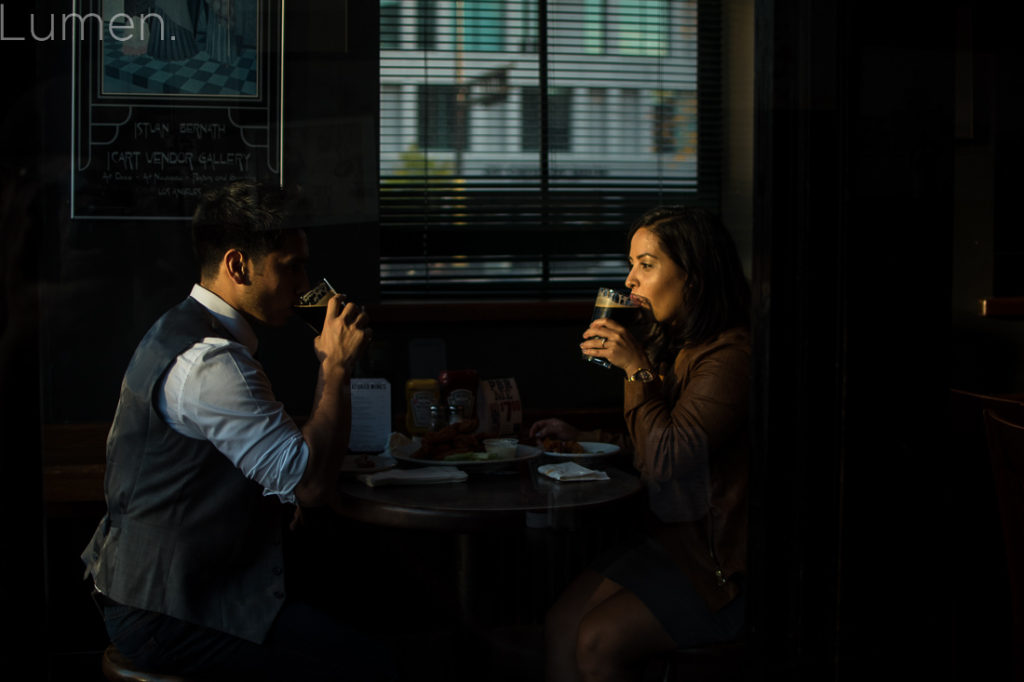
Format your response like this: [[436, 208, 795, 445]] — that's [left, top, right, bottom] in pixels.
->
[[439, 369, 479, 426]]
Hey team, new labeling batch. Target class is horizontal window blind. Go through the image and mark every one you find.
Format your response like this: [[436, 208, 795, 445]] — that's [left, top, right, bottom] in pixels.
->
[[379, 0, 722, 298]]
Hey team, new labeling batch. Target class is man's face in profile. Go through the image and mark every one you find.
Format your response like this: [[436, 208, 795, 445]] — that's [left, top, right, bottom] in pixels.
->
[[239, 230, 310, 326]]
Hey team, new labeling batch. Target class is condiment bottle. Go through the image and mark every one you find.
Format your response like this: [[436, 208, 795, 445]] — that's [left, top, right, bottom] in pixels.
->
[[405, 378, 440, 435], [429, 403, 449, 431], [439, 369, 479, 423]]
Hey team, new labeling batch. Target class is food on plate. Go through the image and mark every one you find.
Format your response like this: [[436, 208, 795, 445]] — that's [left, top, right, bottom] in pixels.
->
[[441, 451, 505, 462], [540, 438, 586, 454], [483, 437, 518, 458], [413, 421, 508, 460]]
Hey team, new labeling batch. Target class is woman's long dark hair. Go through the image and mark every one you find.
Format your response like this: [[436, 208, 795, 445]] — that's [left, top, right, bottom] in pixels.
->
[[628, 205, 751, 363]]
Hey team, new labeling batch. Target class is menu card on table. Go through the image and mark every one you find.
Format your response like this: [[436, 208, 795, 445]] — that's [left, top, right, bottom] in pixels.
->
[[477, 377, 522, 436], [349, 379, 392, 453]]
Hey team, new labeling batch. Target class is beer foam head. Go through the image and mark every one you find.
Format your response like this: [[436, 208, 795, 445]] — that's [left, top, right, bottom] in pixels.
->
[[298, 279, 337, 307], [595, 288, 636, 307]]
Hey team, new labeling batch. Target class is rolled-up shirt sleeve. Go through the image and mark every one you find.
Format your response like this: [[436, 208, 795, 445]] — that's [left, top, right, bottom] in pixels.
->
[[158, 337, 309, 503]]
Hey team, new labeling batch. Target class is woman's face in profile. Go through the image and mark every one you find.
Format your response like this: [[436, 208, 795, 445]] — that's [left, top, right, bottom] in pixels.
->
[[626, 227, 688, 325]]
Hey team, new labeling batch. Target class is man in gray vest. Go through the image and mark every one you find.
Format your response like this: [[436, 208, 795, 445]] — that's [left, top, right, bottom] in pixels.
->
[[81, 180, 397, 680]]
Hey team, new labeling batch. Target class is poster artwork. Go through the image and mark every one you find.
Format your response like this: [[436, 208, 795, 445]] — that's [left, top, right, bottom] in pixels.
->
[[70, 0, 283, 219]]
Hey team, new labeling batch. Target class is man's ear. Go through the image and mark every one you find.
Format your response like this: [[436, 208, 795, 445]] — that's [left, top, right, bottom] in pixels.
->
[[224, 249, 250, 285]]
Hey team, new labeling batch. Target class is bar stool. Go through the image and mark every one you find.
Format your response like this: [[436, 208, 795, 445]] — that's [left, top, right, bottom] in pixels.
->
[[102, 643, 196, 682]]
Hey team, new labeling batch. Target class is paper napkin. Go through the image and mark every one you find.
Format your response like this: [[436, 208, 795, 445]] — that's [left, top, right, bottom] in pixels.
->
[[357, 466, 468, 487], [537, 462, 610, 482]]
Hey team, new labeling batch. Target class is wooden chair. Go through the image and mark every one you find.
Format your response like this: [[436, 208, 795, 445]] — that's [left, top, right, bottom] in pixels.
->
[[947, 389, 1024, 675], [983, 409, 1024, 682], [949, 389, 1024, 440]]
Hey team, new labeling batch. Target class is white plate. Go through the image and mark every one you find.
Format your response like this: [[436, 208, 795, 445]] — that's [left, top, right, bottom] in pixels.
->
[[393, 444, 542, 468], [542, 441, 621, 458], [340, 454, 396, 474]]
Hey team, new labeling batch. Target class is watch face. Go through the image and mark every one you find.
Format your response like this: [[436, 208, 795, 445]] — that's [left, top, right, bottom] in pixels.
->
[[633, 368, 654, 382]]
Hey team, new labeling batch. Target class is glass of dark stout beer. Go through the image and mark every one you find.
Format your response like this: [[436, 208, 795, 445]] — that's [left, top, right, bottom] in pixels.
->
[[294, 278, 339, 332], [583, 287, 643, 368]]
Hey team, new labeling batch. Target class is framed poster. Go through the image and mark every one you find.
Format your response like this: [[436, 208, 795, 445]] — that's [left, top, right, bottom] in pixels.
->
[[70, 0, 284, 219]]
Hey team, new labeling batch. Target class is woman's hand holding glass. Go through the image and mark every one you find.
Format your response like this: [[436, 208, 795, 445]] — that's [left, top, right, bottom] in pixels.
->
[[581, 318, 648, 377]]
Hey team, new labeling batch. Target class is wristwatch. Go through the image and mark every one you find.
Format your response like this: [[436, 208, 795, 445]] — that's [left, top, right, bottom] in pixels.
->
[[628, 367, 656, 383]]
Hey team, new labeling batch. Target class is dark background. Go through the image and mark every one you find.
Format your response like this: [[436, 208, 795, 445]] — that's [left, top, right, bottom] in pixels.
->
[[3, 0, 1022, 680]]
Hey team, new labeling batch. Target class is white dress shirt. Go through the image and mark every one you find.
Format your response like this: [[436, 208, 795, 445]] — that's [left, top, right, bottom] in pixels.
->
[[155, 284, 309, 503]]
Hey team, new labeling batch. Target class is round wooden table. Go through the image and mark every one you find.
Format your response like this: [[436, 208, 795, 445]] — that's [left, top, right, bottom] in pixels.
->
[[332, 461, 645, 629], [334, 462, 643, 533]]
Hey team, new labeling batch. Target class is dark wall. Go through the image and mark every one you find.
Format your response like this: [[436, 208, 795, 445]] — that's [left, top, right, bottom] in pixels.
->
[[950, 0, 1024, 394], [285, 2, 381, 305], [750, 2, 956, 680], [1, 4, 61, 671]]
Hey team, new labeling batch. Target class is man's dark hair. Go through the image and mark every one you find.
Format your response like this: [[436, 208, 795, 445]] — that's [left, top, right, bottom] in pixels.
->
[[191, 180, 297, 280], [628, 205, 751, 354]]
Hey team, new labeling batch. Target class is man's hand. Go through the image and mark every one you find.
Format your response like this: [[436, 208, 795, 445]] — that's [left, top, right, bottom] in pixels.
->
[[295, 294, 371, 507], [314, 295, 372, 373]]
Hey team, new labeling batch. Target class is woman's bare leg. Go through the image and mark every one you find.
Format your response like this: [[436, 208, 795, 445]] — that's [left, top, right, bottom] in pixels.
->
[[575, 588, 677, 682], [544, 570, 626, 682]]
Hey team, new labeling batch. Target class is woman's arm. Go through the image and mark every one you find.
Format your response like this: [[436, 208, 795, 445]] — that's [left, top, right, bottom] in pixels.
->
[[625, 337, 750, 482]]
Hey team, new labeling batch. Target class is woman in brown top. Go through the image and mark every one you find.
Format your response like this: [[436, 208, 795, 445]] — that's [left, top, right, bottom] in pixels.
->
[[530, 206, 751, 681]]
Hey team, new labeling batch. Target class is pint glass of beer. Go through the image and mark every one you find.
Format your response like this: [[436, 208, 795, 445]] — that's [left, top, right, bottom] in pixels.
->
[[294, 278, 339, 331], [583, 288, 642, 368]]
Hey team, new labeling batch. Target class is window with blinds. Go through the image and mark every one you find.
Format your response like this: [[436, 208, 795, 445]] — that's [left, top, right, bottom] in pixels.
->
[[379, 0, 722, 298]]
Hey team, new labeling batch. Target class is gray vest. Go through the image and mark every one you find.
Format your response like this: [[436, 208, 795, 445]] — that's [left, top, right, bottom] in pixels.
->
[[82, 297, 286, 643]]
